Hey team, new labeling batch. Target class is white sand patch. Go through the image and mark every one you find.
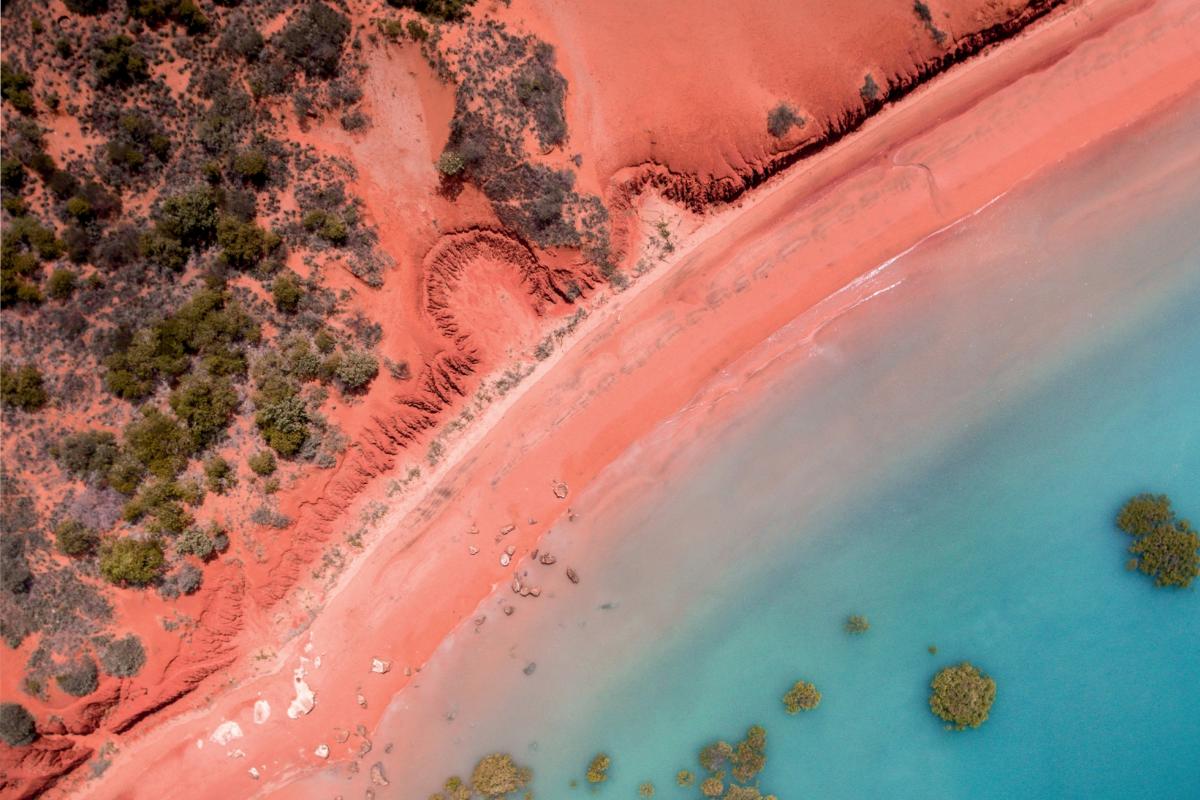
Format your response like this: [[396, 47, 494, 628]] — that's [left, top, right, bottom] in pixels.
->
[[287, 666, 315, 718], [253, 699, 271, 724], [210, 721, 243, 746]]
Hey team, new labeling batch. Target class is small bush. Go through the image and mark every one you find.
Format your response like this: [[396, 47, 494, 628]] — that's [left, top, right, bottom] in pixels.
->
[[436, 150, 465, 176], [55, 519, 99, 557], [204, 456, 237, 494], [1, 364, 48, 411], [302, 209, 349, 245], [217, 216, 278, 269], [177, 523, 221, 559], [272, 271, 304, 313], [1128, 521, 1199, 588], [248, 450, 277, 476], [767, 103, 803, 138], [1, 62, 36, 115], [387, 0, 476, 21], [47, 268, 78, 300], [255, 395, 309, 456], [55, 657, 99, 697], [93, 36, 149, 87], [56, 430, 120, 482], [782, 680, 821, 713], [170, 374, 239, 449], [159, 563, 203, 598], [929, 662, 996, 730], [586, 753, 610, 784], [0, 703, 37, 746], [1116, 494, 1174, 537], [334, 349, 378, 393], [220, 14, 264, 61], [124, 408, 193, 479], [277, 2, 351, 79], [64, 0, 109, 14], [676, 770, 695, 787], [99, 635, 146, 677], [845, 614, 870, 634], [99, 537, 165, 586], [158, 186, 220, 247], [470, 753, 529, 796]]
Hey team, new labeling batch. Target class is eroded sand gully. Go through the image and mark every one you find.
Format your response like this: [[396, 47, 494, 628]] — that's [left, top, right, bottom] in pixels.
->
[[62, 0, 1200, 797]]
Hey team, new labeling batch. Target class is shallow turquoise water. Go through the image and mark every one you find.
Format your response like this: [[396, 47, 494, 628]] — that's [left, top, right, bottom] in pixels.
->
[[343, 104, 1200, 800]]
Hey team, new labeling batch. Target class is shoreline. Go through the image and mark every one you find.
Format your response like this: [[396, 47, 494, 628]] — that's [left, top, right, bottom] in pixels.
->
[[69, 0, 1200, 796]]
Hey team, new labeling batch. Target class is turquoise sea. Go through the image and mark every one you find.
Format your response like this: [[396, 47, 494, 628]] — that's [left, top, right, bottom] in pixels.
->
[[323, 102, 1200, 799]]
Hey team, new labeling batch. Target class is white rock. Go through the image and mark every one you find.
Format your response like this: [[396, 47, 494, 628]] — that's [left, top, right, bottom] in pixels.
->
[[370, 658, 390, 674], [253, 700, 270, 725], [287, 667, 316, 719], [468, 545, 479, 555], [314, 744, 330, 759], [499, 553, 511, 567], [504, 545, 516, 556], [210, 721, 243, 746], [248, 767, 260, 780]]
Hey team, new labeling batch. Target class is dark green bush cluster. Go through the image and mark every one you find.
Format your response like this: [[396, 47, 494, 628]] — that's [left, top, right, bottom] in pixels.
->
[[1116, 494, 1198, 588], [156, 185, 220, 249], [55, 656, 99, 697], [217, 215, 280, 269], [204, 455, 237, 493], [2, 61, 36, 115], [99, 634, 146, 677], [122, 477, 202, 535], [929, 662, 996, 730], [1, 363, 48, 411], [93, 35, 149, 87], [55, 519, 99, 557], [0, 702, 37, 747], [387, 0, 476, 21], [105, 111, 173, 179], [272, 271, 304, 312], [128, 0, 210, 34], [277, 2, 350, 79], [64, 0, 109, 15], [104, 288, 259, 400], [248, 449, 277, 476], [99, 537, 165, 586], [220, 14, 265, 62], [158, 562, 203, 598], [55, 430, 119, 482], [2, 214, 63, 305], [302, 208, 349, 245], [176, 522, 225, 559]]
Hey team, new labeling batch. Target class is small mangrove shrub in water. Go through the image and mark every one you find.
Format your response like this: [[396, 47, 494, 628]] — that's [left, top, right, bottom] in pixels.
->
[[782, 679, 821, 713], [1115, 493, 1199, 588], [929, 662, 996, 730], [586, 752, 611, 783], [844, 614, 870, 634]]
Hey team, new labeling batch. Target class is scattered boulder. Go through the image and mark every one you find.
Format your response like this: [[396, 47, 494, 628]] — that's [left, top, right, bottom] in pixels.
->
[[553, 481, 569, 499], [370, 762, 389, 786], [566, 568, 579, 584], [314, 744, 329, 759], [539, 553, 557, 565], [370, 658, 390, 674]]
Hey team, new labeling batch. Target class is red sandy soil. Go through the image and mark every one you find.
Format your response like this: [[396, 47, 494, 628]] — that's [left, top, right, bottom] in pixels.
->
[[4, 0, 1197, 796]]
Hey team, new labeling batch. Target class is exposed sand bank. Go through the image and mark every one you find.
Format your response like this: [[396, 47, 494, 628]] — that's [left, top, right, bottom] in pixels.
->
[[46, 0, 1200, 797]]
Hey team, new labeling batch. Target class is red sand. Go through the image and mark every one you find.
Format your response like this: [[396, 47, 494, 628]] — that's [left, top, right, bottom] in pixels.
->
[[21, 0, 1192, 797]]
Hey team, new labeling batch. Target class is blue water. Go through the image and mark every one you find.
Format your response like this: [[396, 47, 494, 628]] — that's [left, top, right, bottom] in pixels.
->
[[576, 283, 1200, 800], [337, 103, 1200, 800]]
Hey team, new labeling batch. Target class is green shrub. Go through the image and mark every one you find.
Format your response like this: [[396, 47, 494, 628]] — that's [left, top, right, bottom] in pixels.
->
[[204, 456, 237, 494], [56, 430, 120, 481], [140, 229, 189, 271], [929, 662, 996, 730], [64, 0, 109, 14], [55, 519, 99, 557], [470, 753, 529, 796], [217, 216, 278, 269], [122, 479, 198, 535], [99, 537, 165, 586], [220, 15, 264, 61], [334, 349, 378, 393], [124, 408, 193, 479], [730, 725, 767, 783], [1, 364, 48, 411], [782, 680, 821, 713], [586, 753, 610, 784], [232, 148, 269, 184], [0, 702, 37, 747], [47, 268, 77, 299], [255, 395, 309, 456], [94, 35, 149, 87], [767, 103, 803, 138], [55, 657, 99, 697], [99, 635, 146, 677], [1115, 493, 1199, 588], [1116, 494, 1174, 537], [272, 271, 304, 313], [177, 523, 221, 559], [106, 452, 147, 495], [1, 62, 36, 115], [436, 150, 465, 176], [676, 770, 695, 787], [169, 374, 239, 449], [1129, 521, 1199, 588], [302, 209, 349, 244], [158, 186, 219, 247], [1, 158, 26, 192], [248, 450, 277, 476], [277, 2, 351, 79], [387, 0, 476, 21]]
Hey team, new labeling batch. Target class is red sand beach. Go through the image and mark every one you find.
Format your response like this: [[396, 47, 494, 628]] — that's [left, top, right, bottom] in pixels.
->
[[34, 0, 1197, 798]]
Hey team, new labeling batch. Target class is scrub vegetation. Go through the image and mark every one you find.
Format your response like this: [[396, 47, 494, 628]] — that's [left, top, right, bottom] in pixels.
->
[[929, 662, 996, 730], [1115, 494, 1198, 588]]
